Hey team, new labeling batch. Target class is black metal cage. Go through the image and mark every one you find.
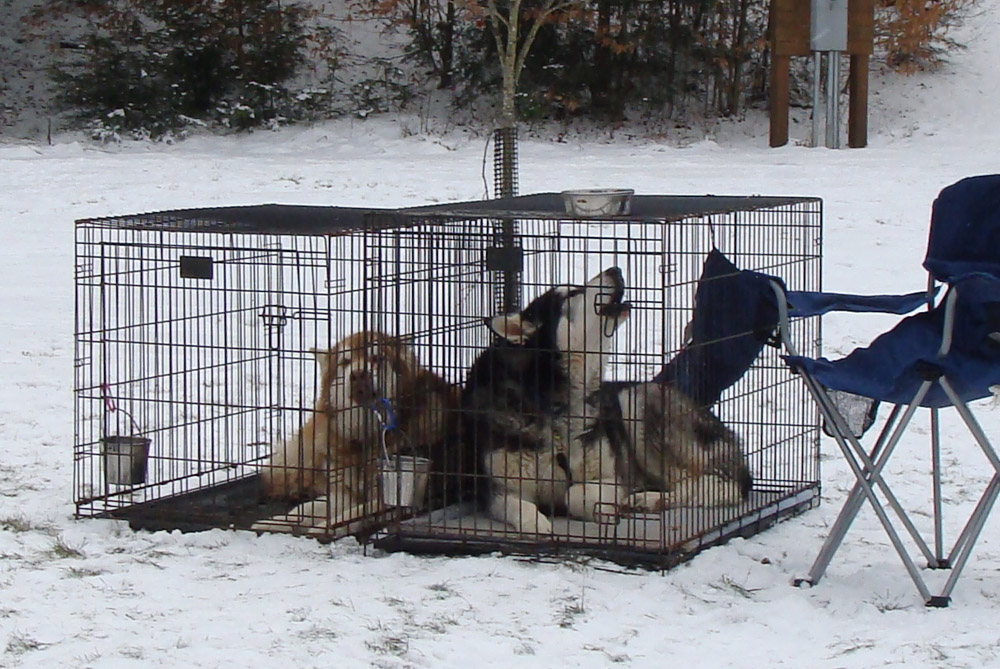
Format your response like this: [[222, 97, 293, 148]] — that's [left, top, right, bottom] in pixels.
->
[[74, 193, 822, 568]]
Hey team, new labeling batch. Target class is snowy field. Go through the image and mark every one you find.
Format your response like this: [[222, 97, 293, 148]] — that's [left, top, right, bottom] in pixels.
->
[[3, 4, 1000, 666]]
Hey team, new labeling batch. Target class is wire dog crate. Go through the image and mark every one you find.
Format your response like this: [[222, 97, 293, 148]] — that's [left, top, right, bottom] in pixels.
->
[[74, 193, 822, 568]]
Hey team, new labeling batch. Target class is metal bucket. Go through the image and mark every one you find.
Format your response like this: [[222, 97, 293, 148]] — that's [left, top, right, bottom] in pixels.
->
[[101, 436, 150, 486], [379, 456, 431, 508]]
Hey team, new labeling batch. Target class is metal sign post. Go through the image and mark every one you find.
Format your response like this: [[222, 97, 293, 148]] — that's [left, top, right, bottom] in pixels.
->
[[811, 0, 848, 148], [770, 0, 873, 148]]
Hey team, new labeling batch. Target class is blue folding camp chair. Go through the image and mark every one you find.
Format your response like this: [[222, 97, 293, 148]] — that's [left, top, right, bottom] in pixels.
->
[[775, 174, 1000, 606]]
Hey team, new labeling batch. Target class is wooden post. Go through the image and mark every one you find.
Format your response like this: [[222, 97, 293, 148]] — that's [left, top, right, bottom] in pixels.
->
[[848, 54, 869, 148], [770, 55, 791, 148]]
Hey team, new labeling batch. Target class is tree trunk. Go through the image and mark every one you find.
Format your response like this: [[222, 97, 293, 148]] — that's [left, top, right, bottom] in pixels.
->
[[438, 0, 455, 88], [501, 51, 518, 128], [726, 0, 750, 115], [590, 0, 612, 112]]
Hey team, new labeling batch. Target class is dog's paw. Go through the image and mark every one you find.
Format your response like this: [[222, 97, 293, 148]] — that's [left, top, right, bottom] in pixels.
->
[[533, 514, 555, 536], [626, 491, 671, 513], [249, 517, 299, 534], [492, 495, 554, 536], [566, 481, 627, 522], [258, 467, 317, 501], [516, 513, 554, 536]]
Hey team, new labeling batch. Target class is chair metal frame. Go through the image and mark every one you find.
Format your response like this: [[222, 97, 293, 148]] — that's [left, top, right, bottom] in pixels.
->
[[772, 266, 1000, 607]]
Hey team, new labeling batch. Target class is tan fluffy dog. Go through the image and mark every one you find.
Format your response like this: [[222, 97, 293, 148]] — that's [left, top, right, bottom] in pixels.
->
[[255, 331, 460, 536]]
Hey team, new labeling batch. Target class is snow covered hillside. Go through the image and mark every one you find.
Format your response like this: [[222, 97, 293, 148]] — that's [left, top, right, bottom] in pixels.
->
[[1, 2, 1000, 668]]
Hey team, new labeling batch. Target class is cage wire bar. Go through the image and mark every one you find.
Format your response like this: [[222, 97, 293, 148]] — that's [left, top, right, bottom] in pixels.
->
[[74, 194, 822, 568]]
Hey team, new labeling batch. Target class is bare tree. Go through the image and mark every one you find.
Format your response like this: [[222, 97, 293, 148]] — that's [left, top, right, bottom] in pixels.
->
[[483, 0, 576, 129]]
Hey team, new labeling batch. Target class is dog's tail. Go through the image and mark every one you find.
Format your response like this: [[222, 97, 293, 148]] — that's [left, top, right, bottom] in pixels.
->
[[734, 461, 753, 499], [694, 413, 753, 499]]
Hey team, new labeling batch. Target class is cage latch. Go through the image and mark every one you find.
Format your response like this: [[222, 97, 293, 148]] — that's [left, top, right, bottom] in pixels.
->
[[486, 246, 523, 273], [179, 255, 214, 280], [260, 305, 288, 350]]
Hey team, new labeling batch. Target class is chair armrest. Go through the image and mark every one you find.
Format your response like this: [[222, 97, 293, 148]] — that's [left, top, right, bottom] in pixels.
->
[[986, 303, 1000, 343], [770, 280, 800, 357], [769, 282, 937, 358], [938, 273, 1000, 357], [785, 288, 936, 318], [938, 288, 958, 357]]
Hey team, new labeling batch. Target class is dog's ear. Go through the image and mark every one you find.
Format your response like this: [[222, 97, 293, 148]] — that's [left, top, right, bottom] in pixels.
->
[[486, 313, 537, 344], [391, 339, 418, 375], [311, 347, 333, 370]]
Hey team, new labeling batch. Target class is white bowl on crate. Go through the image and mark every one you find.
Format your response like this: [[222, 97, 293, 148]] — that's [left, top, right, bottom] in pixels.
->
[[561, 189, 634, 217]]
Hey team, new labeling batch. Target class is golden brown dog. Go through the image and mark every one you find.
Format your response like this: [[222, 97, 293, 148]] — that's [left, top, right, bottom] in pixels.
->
[[254, 330, 463, 536]]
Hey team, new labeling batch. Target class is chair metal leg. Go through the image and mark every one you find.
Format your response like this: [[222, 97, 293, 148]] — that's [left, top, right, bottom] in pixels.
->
[[927, 381, 1000, 604], [802, 404, 900, 585], [800, 377, 936, 600], [816, 383, 941, 565], [931, 408, 947, 567], [828, 428, 934, 603], [940, 379, 1000, 471], [938, 379, 1000, 574], [940, 474, 1000, 602], [801, 374, 1000, 605], [948, 472, 1000, 565]]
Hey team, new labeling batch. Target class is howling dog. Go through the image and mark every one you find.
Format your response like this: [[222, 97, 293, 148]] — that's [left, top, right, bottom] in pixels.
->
[[255, 330, 462, 536], [464, 267, 751, 534], [462, 267, 631, 534]]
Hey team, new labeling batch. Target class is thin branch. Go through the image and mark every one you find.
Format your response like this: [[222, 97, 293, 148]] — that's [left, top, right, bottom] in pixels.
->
[[485, 0, 508, 59], [485, 0, 509, 32], [484, 0, 583, 124], [513, 0, 572, 85]]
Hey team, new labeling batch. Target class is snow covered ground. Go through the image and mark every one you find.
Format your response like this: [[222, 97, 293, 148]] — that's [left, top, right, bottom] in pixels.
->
[[3, 4, 1000, 667]]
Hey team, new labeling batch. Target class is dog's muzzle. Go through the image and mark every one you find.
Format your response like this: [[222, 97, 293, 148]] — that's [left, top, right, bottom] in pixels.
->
[[350, 370, 378, 405], [594, 266, 628, 318], [599, 299, 631, 320]]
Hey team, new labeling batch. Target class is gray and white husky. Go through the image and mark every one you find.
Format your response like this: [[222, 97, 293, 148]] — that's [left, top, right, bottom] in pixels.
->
[[463, 267, 630, 534], [568, 381, 752, 523], [463, 267, 751, 535]]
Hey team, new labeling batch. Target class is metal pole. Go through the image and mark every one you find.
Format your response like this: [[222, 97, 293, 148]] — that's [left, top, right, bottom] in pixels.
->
[[492, 126, 521, 313], [811, 52, 822, 147], [830, 51, 840, 149], [493, 126, 518, 199], [931, 407, 945, 564], [825, 52, 842, 148], [825, 51, 838, 148]]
